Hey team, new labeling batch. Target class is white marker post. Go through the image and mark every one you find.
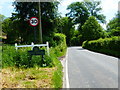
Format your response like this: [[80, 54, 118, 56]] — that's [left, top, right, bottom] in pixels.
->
[[15, 43, 18, 50], [31, 42, 34, 50], [46, 42, 49, 56]]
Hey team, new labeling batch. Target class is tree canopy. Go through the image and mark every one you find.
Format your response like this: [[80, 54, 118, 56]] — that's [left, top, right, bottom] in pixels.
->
[[82, 16, 106, 41], [0, 14, 6, 35], [11, 2, 59, 44], [107, 12, 120, 31], [106, 12, 120, 36], [66, 2, 89, 30], [83, 0, 106, 23], [66, 0, 106, 31]]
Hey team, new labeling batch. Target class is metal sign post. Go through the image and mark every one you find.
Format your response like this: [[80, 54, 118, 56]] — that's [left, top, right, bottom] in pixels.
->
[[29, 17, 39, 43]]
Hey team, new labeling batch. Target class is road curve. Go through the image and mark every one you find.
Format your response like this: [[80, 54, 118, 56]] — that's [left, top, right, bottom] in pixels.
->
[[67, 47, 118, 88]]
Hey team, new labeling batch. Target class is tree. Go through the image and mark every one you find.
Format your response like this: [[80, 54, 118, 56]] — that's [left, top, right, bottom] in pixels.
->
[[66, 0, 106, 31], [0, 14, 5, 23], [55, 17, 75, 45], [106, 11, 120, 36], [82, 16, 106, 41], [107, 12, 120, 32], [66, 2, 89, 31], [83, 0, 106, 23], [0, 14, 6, 35], [110, 28, 120, 36], [12, 2, 59, 44], [2, 18, 19, 43], [70, 31, 83, 46]]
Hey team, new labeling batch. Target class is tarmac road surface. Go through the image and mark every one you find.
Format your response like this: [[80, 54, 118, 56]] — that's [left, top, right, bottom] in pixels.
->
[[67, 47, 118, 88]]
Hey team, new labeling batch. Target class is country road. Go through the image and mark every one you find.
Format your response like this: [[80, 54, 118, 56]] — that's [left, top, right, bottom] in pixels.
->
[[67, 47, 118, 88]]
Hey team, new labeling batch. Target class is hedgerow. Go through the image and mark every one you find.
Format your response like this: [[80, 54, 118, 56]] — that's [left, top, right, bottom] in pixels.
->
[[82, 36, 120, 57]]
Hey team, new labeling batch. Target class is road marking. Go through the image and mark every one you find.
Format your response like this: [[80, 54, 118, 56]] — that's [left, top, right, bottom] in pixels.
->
[[66, 48, 70, 88]]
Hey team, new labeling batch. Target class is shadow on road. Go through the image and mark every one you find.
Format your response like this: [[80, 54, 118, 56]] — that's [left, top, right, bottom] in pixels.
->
[[77, 48, 85, 50]]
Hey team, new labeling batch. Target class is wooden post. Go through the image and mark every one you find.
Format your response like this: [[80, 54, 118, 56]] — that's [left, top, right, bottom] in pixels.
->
[[38, 1, 43, 43]]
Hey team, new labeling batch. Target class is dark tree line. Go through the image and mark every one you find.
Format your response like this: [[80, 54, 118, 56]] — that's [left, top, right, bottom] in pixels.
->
[[2, 2, 59, 44], [2, 0, 119, 46]]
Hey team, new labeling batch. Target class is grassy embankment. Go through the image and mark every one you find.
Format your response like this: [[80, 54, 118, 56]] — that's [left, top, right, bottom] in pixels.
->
[[1, 33, 67, 88]]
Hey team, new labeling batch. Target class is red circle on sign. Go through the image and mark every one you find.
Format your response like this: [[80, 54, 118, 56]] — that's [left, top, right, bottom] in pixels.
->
[[29, 17, 39, 27]]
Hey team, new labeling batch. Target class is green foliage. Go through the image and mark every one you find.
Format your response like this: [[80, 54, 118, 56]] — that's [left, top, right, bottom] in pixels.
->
[[0, 14, 5, 29], [83, 0, 106, 23], [66, 2, 89, 30], [82, 36, 120, 57], [106, 12, 120, 37], [70, 35, 83, 46], [82, 16, 106, 41], [2, 34, 67, 88], [52, 33, 67, 56], [2, 45, 54, 68], [2, 45, 16, 67], [47, 33, 66, 88], [107, 12, 120, 32], [0, 14, 5, 22], [7, 2, 60, 44], [55, 17, 75, 45], [0, 14, 6, 38], [2, 18, 19, 43], [66, 0, 106, 46], [66, 0, 106, 31], [109, 29, 120, 36], [50, 48, 63, 88]]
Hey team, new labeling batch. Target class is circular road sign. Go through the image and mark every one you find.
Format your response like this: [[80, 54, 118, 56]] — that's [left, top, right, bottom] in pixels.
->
[[29, 17, 39, 27]]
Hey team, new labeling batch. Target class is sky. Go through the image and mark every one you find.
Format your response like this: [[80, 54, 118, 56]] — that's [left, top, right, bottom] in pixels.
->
[[0, 0, 120, 29]]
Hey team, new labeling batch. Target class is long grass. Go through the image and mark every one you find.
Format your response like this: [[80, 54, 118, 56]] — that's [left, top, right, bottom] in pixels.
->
[[2, 44, 66, 88], [2, 33, 67, 88], [2, 66, 56, 88]]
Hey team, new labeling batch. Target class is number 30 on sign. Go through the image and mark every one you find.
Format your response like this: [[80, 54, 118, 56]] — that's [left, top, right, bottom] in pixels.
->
[[29, 17, 39, 27]]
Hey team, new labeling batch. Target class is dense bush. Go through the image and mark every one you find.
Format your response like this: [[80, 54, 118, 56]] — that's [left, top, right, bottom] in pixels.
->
[[82, 36, 120, 57], [82, 16, 106, 41], [70, 35, 83, 46], [2, 45, 54, 68], [52, 33, 67, 57], [2, 45, 16, 67], [49, 33, 67, 88], [109, 29, 120, 36]]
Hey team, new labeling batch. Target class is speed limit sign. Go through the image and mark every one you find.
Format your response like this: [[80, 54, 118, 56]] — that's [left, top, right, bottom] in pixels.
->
[[29, 17, 39, 27]]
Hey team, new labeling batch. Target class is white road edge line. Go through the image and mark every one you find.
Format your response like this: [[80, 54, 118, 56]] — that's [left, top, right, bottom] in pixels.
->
[[66, 48, 70, 88]]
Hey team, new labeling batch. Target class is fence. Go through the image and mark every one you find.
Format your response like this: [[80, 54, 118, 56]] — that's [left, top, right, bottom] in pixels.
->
[[15, 42, 49, 56]]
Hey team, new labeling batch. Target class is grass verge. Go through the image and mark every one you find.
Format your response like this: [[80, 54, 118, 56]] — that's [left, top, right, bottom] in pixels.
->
[[2, 45, 67, 88], [2, 33, 67, 88], [2, 66, 56, 88]]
